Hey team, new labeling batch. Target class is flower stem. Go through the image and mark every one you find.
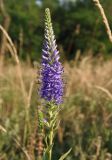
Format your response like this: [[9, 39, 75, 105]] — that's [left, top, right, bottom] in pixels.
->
[[44, 103, 58, 160], [48, 110, 54, 160], [49, 129, 53, 160]]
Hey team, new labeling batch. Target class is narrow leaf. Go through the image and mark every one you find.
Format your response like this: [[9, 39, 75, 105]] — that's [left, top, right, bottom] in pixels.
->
[[43, 151, 49, 160], [58, 148, 72, 160], [43, 144, 54, 160]]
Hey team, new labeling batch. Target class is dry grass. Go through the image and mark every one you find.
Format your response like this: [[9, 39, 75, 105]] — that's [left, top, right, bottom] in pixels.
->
[[93, 0, 112, 43], [2, 56, 112, 102], [1, 56, 112, 159], [65, 56, 112, 97]]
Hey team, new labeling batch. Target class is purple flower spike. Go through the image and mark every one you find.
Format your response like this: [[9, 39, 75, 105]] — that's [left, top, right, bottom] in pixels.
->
[[40, 8, 64, 105]]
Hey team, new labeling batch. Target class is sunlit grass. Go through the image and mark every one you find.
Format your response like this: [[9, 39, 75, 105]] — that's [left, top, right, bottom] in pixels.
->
[[1, 57, 112, 159]]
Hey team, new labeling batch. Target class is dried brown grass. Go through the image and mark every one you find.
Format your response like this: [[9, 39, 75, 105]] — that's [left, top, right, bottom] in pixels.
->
[[65, 56, 112, 99], [2, 56, 112, 102]]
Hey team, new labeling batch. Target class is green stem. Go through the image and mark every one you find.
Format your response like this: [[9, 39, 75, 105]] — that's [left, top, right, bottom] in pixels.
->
[[23, 108, 29, 146], [48, 110, 54, 160], [45, 103, 58, 160], [49, 128, 53, 160]]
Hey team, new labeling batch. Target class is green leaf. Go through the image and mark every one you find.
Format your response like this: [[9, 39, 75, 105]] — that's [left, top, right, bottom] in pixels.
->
[[43, 144, 54, 160], [58, 148, 72, 160], [46, 144, 54, 153], [43, 151, 49, 160]]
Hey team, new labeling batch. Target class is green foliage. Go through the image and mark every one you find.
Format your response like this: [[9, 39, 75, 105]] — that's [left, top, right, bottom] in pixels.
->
[[57, 92, 112, 159], [58, 148, 72, 160], [5, 0, 42, 60], [1, 0, 112, 61]]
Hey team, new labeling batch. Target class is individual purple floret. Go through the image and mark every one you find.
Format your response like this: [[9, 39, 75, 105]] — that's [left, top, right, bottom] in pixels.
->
[[40, 8, 64, 105]]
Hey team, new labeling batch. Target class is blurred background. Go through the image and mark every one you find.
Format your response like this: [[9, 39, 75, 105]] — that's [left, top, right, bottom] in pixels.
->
[[1, 0, 112, 160], [0, 0, 112, 61]]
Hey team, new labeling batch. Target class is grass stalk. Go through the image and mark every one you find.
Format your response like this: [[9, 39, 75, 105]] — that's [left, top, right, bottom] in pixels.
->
[[49, 118, 54, 160], [93, 0, 112, 43]]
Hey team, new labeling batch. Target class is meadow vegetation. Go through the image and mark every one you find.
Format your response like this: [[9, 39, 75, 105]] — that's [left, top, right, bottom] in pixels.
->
[[1, 0, 112, 160], [1, 56, 112, 159]]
